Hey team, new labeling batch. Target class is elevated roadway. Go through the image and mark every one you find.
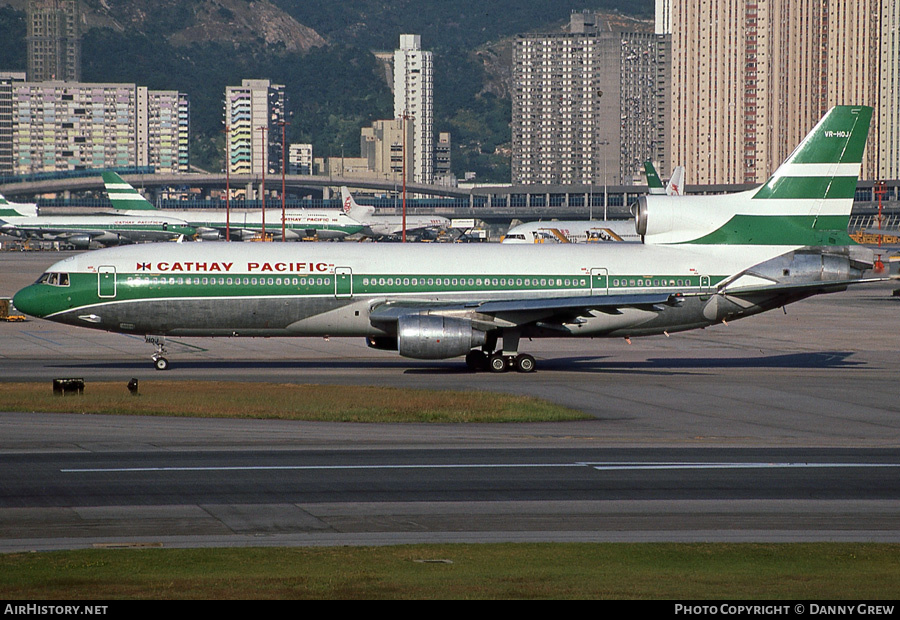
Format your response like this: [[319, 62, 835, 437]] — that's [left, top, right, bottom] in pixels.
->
[[2, 173, 898, 225]]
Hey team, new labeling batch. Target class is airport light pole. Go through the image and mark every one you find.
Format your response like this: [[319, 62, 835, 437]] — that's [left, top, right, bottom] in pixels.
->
[[278, 120, 290, 242], [400, 111, 411, 243], [258, 125, 267, 240], [223, 125, 231, 241]]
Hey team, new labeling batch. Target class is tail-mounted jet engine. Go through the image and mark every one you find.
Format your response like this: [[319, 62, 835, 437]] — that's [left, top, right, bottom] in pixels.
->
[[633, 195, 685, 239]]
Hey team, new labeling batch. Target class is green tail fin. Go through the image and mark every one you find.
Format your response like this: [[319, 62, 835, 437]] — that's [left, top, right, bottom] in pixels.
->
[[102, 172, 156, 210], [643, 106, 873, 247], [753, 106, 872, 201], [0, 193, 37, 217], [644, 161, 664, 194]]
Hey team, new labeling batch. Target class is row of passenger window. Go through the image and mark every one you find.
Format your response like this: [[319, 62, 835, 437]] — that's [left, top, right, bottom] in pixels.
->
[[125, 276, 332, 287], [360, 276, 590, 288], [611, 278, 694, 287], [117, 274, 699, 291]]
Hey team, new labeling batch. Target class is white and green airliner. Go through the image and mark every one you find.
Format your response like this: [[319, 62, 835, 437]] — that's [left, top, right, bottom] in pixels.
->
[[0, 193, 196, 248], [103, 172, 367, 241], [13, 106, 888, 372]]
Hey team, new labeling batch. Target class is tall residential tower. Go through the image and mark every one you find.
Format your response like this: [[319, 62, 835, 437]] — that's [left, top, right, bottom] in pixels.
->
[[26, 0, 81, 82], [670, 0, 898, 184], [10, 81, 189, 174], [224, 79, 286, 177], [393, 34, 434, 185], [512, 12, 670, 186]]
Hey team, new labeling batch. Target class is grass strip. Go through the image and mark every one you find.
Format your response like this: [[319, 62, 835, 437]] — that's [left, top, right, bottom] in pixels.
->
[[0, 381, 590, 423], [1, 543, 899, 599]]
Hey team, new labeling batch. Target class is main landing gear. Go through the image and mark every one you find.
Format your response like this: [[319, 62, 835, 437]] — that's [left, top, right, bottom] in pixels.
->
[[465, 331, 536, 373], [465, 349, 536, 373]]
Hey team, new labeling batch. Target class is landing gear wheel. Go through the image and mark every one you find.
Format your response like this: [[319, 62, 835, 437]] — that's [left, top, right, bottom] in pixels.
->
[[488, 353, 509, 373], [514, 354, 536, 373], [153, 356, 169, 371], [465, 350, 488, 372]]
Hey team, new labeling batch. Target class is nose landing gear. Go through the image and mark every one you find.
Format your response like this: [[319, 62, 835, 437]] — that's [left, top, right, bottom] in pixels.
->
[[146, 335, 170, 371]]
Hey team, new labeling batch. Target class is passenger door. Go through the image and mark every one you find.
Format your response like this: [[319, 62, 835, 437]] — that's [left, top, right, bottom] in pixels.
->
[[98, 265, 116, 298], [334, 267, 352, 298]]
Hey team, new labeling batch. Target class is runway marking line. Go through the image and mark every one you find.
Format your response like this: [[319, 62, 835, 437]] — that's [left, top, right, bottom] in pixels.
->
[[60, 462, 900, 474]]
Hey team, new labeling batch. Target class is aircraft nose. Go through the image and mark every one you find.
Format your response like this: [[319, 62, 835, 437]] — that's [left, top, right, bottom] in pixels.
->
[[12, 285, 45, 318]]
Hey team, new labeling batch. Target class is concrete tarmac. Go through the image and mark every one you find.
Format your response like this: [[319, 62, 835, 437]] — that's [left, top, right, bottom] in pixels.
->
[[1, 249, 899, 551]]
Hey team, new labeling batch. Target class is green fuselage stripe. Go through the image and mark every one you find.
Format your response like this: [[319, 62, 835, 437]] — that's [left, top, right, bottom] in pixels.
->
[[20, 224, 192, 233], [32, 271, 728, 317]]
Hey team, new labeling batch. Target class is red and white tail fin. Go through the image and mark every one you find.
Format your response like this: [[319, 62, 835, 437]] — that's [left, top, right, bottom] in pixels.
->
[[666, 166, 685, 196], [340, 187, 376, 221]]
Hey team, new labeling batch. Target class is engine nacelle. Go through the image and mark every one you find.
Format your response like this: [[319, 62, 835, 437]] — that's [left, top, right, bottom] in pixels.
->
[[633, 194, 735, 243], [396, 314, 486, 360], [66, 234, 94, 250], [743, 249, 861, 285], [634, 194, 685, 238]]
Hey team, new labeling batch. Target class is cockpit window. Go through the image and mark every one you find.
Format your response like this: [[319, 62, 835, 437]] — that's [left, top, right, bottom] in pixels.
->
[[37, 272, 69, 286]]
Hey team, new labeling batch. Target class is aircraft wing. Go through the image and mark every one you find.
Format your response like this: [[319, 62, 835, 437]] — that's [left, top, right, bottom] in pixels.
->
[[370, 292, 683, 331]]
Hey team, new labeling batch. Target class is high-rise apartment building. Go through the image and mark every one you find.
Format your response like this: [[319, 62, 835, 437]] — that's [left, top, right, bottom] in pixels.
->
[[26, 0, 80, 82], [393, 34, 434, 184], [224, 79, 286, 177], [10, 81, 189, 175], [670, 0, 898, 184], [878, 0, 900, 180], [655, 0, 672, 34], [0, 73, 26, 176], [138, 89, 190, 173], [512, 12, 670, 186]]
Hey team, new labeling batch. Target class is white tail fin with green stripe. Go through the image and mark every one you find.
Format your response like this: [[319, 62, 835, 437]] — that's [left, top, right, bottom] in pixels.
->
[[0, 193, 38, 218], [102, 172, 156, 211], [636, 106, 872, 246]]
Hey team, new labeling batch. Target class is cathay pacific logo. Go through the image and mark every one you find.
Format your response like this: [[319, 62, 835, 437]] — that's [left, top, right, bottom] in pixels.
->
[[133, 261, 332, 273]]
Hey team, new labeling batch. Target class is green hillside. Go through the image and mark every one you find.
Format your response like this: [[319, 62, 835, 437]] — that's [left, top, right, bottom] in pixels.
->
[[0, 1, 653, 181]]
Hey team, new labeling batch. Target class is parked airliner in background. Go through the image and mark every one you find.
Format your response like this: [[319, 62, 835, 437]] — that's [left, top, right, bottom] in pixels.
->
[[501, 163, 684, 244], [14, 106, 889, 373], [0, 193, 37, 218], [103, 172, 366, 241], [0, 192, 195, 249], [501, 219, 640, 244], [645, 161, 685, 196], [340, 186, 451, 239]]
